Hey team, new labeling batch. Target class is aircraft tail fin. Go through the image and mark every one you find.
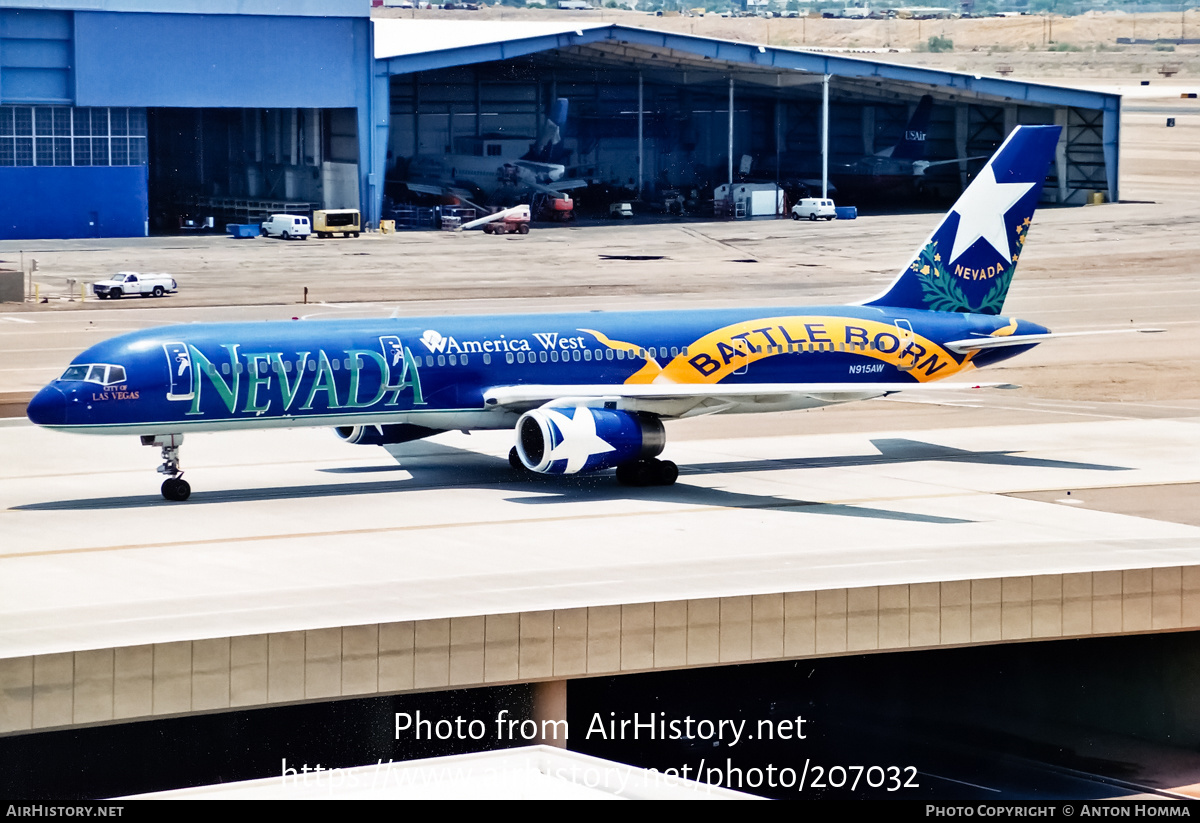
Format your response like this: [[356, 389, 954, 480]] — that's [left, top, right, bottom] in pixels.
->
[[525, 98, 569, 163], [888, 95, 934, 161], [863, 125, 1061, 316]]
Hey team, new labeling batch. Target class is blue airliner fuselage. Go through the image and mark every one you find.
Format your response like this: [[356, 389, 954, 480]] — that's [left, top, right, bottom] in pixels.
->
[[27, 306, 1043, 436]]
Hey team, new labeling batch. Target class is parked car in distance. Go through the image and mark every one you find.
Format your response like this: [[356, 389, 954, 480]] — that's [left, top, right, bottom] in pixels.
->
[[92, 272, 177, 299], [791, 198, 837, 221], [313, 209, 360, 238], [261, 214, 312, 240], [608, 202, 634, 219]]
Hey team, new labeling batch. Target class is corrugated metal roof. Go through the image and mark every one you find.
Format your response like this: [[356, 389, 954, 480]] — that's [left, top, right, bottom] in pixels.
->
[[371, 21, 1118, 113], [374, 20, 609, 60], [1, 0, 367, 17]]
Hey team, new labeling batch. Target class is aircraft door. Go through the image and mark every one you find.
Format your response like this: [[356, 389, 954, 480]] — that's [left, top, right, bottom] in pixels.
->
[[163, 342, 193, 401], [894, 319, 915, 372], [379, 335, 404, 370], [733, 337, 752, 376]]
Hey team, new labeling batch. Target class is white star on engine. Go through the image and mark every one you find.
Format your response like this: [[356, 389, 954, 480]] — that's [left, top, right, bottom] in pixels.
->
[[947, 165, 1036, 264], [543, 407, 615, 474]]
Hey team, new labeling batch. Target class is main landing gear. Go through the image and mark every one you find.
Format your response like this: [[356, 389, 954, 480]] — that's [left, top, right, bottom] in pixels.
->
[[506, 448, 678, 487], [142, 434, 191, 501], [616, 458, 678, 487]]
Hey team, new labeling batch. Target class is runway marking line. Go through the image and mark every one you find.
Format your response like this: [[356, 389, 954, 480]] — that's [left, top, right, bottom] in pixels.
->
[[7, 474, 1183, 562], [0, 490, 982, 560]]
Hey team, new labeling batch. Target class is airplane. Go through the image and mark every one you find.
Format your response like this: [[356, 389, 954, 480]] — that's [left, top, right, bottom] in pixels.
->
[[838, 93, 937, 180], [26, 125, 1152, 502], [786, 95, 988, 201], [402, 98, 588, 207]]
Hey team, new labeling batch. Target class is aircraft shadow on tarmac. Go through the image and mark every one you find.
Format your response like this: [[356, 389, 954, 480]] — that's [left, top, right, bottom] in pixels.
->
[[14, 438, 1129, 521]]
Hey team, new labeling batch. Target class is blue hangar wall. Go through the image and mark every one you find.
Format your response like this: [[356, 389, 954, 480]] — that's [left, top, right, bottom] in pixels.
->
[[0, 5, 372, 240]]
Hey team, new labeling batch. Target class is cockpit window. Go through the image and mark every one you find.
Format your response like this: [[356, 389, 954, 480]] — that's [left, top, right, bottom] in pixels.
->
[[58, 364, 126, 385]]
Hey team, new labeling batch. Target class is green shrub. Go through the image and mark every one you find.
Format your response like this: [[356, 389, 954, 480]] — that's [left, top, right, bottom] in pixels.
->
[[927, 35, 954, 53]]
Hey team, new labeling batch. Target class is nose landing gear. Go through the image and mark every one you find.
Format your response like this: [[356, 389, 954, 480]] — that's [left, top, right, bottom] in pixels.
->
[[142, 434, 191, 501]]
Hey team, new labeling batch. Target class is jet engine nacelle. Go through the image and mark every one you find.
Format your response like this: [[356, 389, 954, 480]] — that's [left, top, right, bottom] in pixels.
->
[[515, 407, 665, 475], [335, 424, 440, 446]]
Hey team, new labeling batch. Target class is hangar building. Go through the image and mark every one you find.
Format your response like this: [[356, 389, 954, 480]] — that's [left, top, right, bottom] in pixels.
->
[[0, 4, 1119, 239], [0, 0, 373, 240], [370, 20, 1120, 218]]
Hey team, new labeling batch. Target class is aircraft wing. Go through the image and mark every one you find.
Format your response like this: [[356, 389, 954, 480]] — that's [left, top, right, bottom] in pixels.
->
[[401, 182, 492, 216], [483, 381, 1017, 418], [529, 179, 589, 195], [911, 155, 991, 176], [404, 183, 449, 197]]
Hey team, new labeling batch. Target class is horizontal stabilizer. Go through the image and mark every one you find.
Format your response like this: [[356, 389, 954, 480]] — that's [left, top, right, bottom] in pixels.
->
[[944, 328, 1165, 355]]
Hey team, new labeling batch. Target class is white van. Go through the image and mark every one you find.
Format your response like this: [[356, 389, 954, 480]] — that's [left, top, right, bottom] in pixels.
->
[[791, 198, 837, 221], [261, 214, 312, 240]]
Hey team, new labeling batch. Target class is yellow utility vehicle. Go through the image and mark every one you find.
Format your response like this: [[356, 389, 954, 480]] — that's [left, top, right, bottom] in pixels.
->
[[313, 209, 361, 238]]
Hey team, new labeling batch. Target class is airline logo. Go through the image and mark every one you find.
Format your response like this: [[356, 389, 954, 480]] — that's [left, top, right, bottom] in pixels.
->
[[904, 129, 926, 143], [420, 330, 446, 353], [420, 329, 587, 355]]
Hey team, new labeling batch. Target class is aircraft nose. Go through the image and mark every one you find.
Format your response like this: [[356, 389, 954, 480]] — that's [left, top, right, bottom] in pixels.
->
[[26, 385, 67, 427]]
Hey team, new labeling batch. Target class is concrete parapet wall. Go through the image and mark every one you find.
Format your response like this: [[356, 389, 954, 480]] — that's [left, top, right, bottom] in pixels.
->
[[3, 566, 1199, 735]]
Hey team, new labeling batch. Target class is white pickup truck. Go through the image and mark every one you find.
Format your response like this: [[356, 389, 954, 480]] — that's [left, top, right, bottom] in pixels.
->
[[92, 272, 178, 299]]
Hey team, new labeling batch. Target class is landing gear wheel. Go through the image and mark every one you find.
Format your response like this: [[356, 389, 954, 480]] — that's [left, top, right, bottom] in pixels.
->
[[615, 462, 642, 486], [655, 460, 679, 486], [161, 477, 191, 501], [616, 458, 677, 487], [146, 434, 189, 500]]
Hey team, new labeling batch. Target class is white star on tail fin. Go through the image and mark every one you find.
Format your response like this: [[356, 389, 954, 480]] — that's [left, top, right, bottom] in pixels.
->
[[948, 165, 1036, 264]]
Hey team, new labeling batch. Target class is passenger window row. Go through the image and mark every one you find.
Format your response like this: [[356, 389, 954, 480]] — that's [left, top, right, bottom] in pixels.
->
[[194, 340, 884, 379]]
